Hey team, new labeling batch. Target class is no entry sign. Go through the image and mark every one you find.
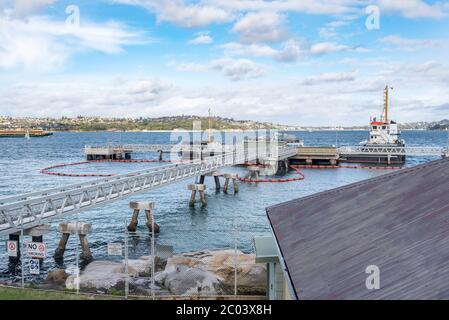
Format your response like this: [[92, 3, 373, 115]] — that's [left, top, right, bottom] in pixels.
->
[[6, 240, 18, 257], [26, 242, 47, 259]]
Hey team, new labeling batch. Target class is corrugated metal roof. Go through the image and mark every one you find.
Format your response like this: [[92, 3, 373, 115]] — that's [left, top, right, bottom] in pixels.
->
[[267, 157, 449, 300]]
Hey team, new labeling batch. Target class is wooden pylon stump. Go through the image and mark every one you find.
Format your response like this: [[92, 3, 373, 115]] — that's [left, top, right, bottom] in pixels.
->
[[187, 184, 207, 207]]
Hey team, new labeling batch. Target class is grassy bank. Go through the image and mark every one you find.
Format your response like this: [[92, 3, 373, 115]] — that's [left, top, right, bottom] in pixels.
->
[[0, 286, 112, 300]]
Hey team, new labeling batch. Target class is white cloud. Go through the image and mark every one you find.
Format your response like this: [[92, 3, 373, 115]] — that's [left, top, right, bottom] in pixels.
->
[[189, 0, 359, 16], [275, 39, 301, 62], [309, 42, 366, 55], [209, 58, 266, 80], [5, 0, 56, 17], [189, 32, 213, 45], [219, 39, 301, 62], [172, 57, 266, 81], [377, 0, 449, 19], [113, 0, 233, 27], [380, 35, 446, 51], [0, 15, 147, 71], [231, 11, 288, 44], [302, 71, 356, 85]]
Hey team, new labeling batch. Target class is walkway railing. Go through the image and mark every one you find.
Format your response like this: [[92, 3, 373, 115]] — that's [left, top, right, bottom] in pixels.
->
[[338, 146, 448, 157], [0, 150, 258, 236]]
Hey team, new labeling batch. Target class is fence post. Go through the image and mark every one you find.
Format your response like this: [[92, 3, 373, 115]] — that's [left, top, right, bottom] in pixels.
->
[[124, 219, 129, 299], [20, 214, 24, 289], [234, 218, 237, 297], [151, 211, 155, 300]]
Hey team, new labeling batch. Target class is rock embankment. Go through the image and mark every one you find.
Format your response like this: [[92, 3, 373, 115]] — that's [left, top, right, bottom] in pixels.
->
[[62, 250, 266, 296]]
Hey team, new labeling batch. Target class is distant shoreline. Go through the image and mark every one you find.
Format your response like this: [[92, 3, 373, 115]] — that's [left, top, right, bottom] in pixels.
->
[[46, 128, 442, 133]]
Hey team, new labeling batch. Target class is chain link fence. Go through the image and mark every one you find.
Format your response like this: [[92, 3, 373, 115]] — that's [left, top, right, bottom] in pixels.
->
[[0, 215, 269, 300]]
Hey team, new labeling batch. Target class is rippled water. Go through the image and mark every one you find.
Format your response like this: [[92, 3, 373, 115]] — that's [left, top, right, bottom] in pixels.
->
[[0, 130, 447, 279]]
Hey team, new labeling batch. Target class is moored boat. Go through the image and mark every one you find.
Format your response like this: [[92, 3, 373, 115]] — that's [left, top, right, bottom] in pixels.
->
[[340, 85, 406, 164], [0, 129, 53, 138]]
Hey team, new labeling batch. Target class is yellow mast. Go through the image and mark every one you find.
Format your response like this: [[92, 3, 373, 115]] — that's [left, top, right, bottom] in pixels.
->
[[208, 108, 212, 144], [383, 85, 389, 123]]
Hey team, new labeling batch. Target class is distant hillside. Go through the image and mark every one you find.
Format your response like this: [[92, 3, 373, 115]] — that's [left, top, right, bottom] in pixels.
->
[[0, 115, 279, 131], [399, 119, 449, 130]]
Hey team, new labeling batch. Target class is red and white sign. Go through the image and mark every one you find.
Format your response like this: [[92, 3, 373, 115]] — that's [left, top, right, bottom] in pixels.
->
[[26, 242, 46, 259], [6, 240, 18, 257]]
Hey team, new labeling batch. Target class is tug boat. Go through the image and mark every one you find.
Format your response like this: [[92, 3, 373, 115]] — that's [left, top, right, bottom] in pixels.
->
[[341, 85, 406, 164]]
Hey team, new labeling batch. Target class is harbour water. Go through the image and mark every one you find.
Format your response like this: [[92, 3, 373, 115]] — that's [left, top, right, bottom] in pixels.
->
[[0, 130, 447, 279]]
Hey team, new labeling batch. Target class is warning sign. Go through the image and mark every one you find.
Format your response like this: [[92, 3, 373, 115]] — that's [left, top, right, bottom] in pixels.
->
[[26, 242, 46, 259], [6, 240, 18, 257], [107, 243, 122, 256], [29, 259, 40, 275]]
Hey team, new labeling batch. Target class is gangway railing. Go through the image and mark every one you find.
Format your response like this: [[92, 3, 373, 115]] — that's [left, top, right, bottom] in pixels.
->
[[0, 150, 260, 236]]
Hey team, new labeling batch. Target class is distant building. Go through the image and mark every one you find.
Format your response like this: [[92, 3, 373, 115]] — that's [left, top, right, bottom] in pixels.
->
[[264, 157, 449, 299]]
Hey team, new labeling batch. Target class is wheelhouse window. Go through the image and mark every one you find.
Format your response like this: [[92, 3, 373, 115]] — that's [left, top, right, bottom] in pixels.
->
[[372, 126, 377, 129]]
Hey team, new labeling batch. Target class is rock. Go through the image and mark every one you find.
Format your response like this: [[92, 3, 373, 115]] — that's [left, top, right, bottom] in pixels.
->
[[163, 250, 266, 295], [65, 261, 128, 291], [124, 255, 161, 277], [163, 265, 231, 296], [46, 268, 68, 285]]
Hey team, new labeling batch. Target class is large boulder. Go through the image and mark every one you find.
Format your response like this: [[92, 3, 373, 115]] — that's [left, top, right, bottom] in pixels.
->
[[46, 268, 69, 285], [162, 250, 266, 295], [66, 261, 126, 291], [125, 255, 163, 277], [163, 265, 231, 296]]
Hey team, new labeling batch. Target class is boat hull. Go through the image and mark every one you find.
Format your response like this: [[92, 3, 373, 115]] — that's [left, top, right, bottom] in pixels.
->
[[339, 154, 406, 165], [0, 133, 53, 138], [340, 143, 406, 165]]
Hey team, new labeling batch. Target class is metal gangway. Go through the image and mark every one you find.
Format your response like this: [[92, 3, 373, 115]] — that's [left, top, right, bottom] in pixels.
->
[[0, 146, 297, 236], [338, 146, 448, 157]]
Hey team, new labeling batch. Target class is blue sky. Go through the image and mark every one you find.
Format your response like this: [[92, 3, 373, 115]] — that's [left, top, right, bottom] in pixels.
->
[[0, 0, 448, 126]]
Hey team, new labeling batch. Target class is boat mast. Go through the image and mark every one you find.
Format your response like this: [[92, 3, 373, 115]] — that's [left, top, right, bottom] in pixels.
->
[[383, 85, 389, 123]]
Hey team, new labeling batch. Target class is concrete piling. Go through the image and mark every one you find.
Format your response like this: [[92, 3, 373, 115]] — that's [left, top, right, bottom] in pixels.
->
[[127, 209, 140, 232], [247, 166, 260, 180], [187, 184, 207, 207], [55, 233, 70, 261], [55, 222, 92, 262], [189, 189, 197, 207], [223, 174, 238, 194], [129, 201, 160, 234], [214, 176, 221, 190]]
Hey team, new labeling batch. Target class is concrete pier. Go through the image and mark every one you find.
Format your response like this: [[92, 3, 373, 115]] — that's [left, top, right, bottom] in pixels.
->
[[55, 222, 92, 262], [290, 146, 339, 165], [223, 174, 239, 194], [128, 201, 160, 234], [188, 184, 207, 207]]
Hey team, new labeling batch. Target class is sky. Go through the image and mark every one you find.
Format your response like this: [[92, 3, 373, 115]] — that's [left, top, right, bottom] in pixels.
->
[[0, 0, 448, 126]]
